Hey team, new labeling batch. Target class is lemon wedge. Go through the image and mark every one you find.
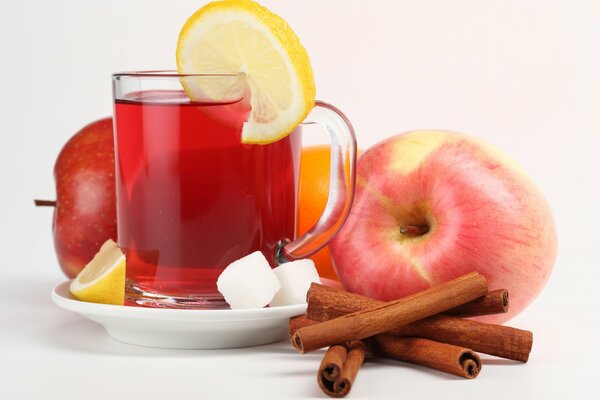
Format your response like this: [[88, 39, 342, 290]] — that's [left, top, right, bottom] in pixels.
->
[[176, 0, 316, 144], [69, 239, 126, 305]]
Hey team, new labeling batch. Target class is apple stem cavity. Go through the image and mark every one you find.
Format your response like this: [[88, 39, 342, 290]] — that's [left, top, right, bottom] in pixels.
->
[[34, 199, 57, 207], [399, 225, 429, 237]]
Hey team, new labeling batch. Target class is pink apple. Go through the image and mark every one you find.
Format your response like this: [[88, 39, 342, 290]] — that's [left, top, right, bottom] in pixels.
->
[[329, 130, 557, 323]]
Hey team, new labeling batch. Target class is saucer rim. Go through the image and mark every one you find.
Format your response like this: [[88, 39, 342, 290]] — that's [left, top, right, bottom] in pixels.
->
[[51, 281, 308, 322]]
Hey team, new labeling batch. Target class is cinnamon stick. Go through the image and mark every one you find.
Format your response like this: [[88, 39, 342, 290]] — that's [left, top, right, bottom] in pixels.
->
[[289, 315, 317, 337], [307, 284, 508, 320], [292, 272, 488, 353], [318, 341, 367, 398], [306, 284, 532, 362], [369, 336, 481, 379], [444, 289, 509, 318], [397, 315, 533, 362], [318, 344, 348, 384]]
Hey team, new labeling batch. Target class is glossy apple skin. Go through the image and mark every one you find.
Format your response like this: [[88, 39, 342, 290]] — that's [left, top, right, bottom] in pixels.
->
[[52, 118, 117, 278], [329, 130, 557, 323]]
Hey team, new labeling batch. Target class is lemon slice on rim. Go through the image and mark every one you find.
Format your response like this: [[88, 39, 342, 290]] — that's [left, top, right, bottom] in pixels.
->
[[69, 239, 126, 305], [176, 0, 316, 144]]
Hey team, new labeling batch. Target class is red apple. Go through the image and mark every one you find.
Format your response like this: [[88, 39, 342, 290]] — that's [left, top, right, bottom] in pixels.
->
[[36, 118, 117, 278], [329, 130, 557, 323]]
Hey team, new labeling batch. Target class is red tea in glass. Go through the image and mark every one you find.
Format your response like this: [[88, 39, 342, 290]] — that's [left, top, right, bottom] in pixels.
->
[[113, 72, 356, 308]]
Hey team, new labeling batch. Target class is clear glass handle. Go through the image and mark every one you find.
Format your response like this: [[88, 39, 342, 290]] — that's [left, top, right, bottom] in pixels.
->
[[275, 101, 357, 265]]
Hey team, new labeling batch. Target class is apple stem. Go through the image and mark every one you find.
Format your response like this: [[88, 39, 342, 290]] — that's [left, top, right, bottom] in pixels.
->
[[34, 199, 56, 207], [399, 225, 429, 236]]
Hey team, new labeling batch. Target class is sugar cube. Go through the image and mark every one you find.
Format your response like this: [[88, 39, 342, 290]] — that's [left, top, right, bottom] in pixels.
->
[[269, 259, 321, 307], [217, 251, 281, 309]]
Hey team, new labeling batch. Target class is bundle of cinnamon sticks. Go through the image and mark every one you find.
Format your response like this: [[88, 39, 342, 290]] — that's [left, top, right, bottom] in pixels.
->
[[289, 272, 533, 398]]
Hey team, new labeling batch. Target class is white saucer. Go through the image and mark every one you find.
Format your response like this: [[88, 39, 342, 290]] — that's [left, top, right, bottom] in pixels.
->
[[51, 281, 307, 349]]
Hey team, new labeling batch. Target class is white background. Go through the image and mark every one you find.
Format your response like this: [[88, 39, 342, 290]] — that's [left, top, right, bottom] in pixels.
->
[[1, 0, 599, 398]]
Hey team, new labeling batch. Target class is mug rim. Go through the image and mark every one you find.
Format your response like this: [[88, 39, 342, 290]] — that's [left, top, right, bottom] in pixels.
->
[[112, 70, 311, 127], [112, 70, 241, 79]]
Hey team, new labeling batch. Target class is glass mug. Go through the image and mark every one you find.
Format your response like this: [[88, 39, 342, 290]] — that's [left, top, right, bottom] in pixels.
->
[[112, 71, 356, 308]]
